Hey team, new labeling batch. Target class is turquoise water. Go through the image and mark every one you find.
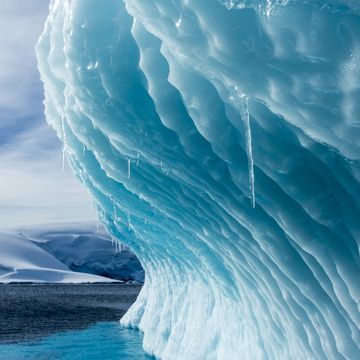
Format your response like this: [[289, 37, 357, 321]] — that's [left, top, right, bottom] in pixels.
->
[[0, 322, 153, 360]]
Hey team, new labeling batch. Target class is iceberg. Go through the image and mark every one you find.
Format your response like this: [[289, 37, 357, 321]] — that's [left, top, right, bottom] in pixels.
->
[[36, 0, 360, 359]]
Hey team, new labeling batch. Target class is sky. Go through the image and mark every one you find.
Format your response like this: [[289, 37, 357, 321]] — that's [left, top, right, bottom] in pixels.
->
[[0, 0, 97, 228]]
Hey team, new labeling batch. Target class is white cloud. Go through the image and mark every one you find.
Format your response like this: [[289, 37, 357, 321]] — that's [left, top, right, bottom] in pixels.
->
[[0, 0, 48, 122], [0, 122, 97, 228], [0, 0, 97, 228]]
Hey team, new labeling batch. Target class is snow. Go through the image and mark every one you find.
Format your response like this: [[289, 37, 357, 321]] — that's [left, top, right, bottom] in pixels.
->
[[36, 1, 360, 359], [0, 231, 117, 283], [20, 222, 144, 282]]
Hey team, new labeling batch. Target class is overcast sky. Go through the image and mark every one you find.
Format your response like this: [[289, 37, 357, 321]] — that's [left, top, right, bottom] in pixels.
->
[[0, 0, 96, 228]]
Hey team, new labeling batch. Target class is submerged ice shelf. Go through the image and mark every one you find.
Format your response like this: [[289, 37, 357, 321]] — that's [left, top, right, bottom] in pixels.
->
[[36, 0, 360, 359]]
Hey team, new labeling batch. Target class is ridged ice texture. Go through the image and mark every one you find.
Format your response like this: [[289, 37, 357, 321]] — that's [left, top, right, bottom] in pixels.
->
[[36, 1, 360, 359]]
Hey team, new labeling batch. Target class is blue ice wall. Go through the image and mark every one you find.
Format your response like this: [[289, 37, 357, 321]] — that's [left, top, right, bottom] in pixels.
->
[[36, 1, 360, 359]]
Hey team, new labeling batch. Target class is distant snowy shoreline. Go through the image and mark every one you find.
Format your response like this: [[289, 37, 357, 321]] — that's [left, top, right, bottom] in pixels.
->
[[0, 282, 142, 285], [0, 222, 144, 284]]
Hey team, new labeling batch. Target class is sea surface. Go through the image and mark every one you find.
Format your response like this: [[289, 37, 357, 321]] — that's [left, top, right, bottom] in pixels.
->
[[0, 284, 153, 359]]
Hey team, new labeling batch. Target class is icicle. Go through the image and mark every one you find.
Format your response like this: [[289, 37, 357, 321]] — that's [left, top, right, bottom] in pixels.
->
[[113, 198, 117, 220], [62, 146, 67, 172], [61, 116, 67, 172], [239, 95, 255, 208], [128, 158, 131, 179], [82, 144, 86, 156], [136, 152, 140, 167], [90, 197, 95, 210], [127, 212, 132, 231]]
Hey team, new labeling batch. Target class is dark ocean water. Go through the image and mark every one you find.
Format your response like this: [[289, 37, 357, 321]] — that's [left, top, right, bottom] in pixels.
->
[[0, 284, 152, 359]]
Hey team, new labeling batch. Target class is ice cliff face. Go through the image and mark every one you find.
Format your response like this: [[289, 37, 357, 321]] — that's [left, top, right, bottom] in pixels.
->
[[36, 0, 360, 359]]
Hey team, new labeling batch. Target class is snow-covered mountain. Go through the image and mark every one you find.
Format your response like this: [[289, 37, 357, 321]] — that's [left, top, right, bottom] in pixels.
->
[[0, 231, 114, 283], [22, 223, 144, 283], [0, 223, 144, 283]]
